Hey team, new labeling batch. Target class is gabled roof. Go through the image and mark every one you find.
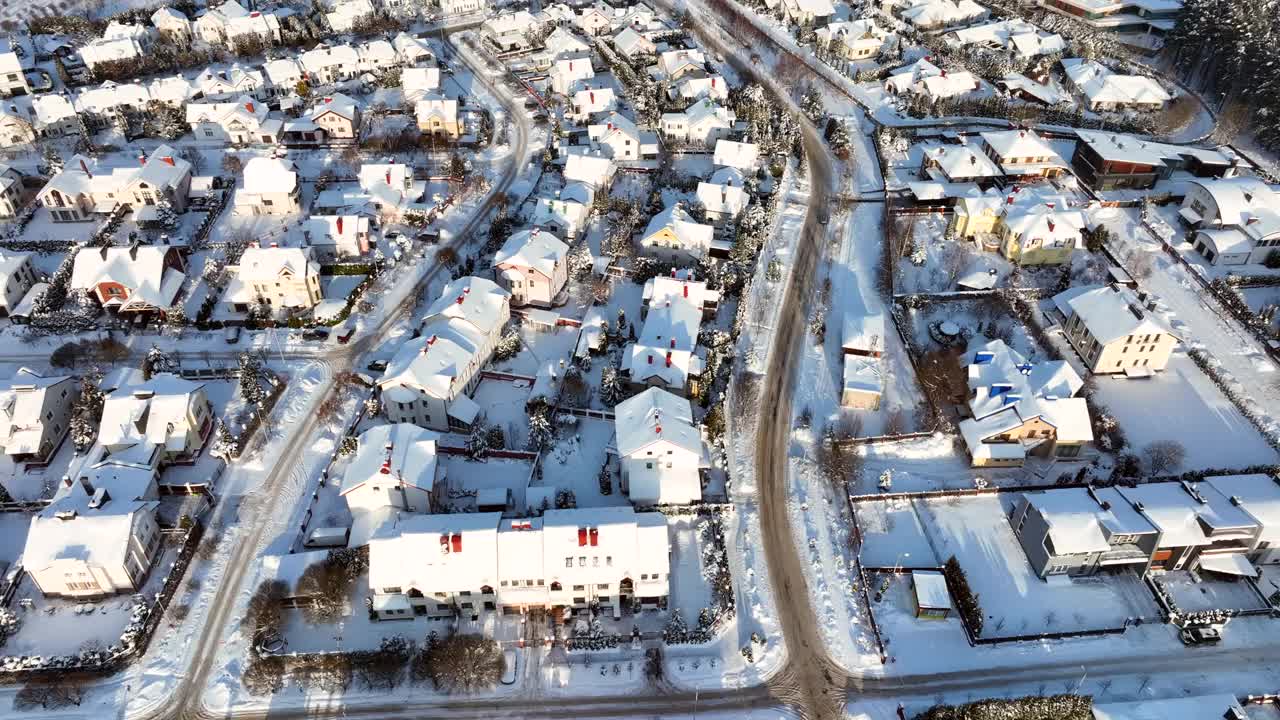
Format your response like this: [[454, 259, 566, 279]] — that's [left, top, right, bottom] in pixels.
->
[[309, 92, 360, 121], [695, 181, 747, 217], [98, 373, 205, 454], [0, 368, 72, 455], [959, 338, 1091, 449], [1052, 284, 1174, 344], [495, 228, 568, 276], [1061, 59, 1171, 106], [713, 139, 759, 170], [615, 386, 702, 457], [422, 276, 510, 340], [24, 478, 157, 576], [643, 204, 714, 249], [241, 157, 297, 194], [235, 246, 318, 283], [980, 129, 1060, 162], [185, 94, 268, 126], [70, 245, 184, 310], [564, 152, 614, 188], [342, 423, 440, 496]]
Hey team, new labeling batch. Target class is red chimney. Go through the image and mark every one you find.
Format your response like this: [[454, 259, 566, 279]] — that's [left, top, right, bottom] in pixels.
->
[[1007, 195, 1015, 205], [269, 241, 278, 248], [941, 69, 947, 78], [451, 533, 462, 553], [385, 170, 391, 185], [655, 425, 662, 434], [138, 154, 147, 166], [245, 102, 255, 113], [670, 268, 676, 278], [162, 156, 175, 166], [647, 355, 653, 365], [588, 528, 598, 547], [669, 338, 675, 348], [429, 334, 437, 345], [1047, 220, 1055, 232], [665, 351, 672, 367], [79, 158, 91, 177], [683, 284, 688, 298], [589, 91, 595, 104], [456, 295, 464, 304], [337, 217, 344, 235], [578, 527, 587, 546], [440, 534, 449, 550]]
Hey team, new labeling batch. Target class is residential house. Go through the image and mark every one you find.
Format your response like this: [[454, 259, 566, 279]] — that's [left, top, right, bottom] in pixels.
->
[[1181, 177, 1280, 266], [1052, 284, 1178, 375], [123, 144, 193, 212], [233, 157, 300, 216], [713, 139, 759, 172], [327, 0, 375, 33], [494, 228, 569, 308], [622, 273, 710, 396], [1010, 486, 1159, 578], [841, 311, 886, 408], [0, 104, 33, 147], [564, 152, 616, 191], [550, 54, 595, 95], [534, 27, 592, 69], [0, 40, 30, 97], [341, 423, 443, 546], [392, 32, 435, 65], [30, 95, 81, 138], [223, 10, 283, 51], [660, 100, 735, 147], [944, 19, 1065, 59], [483, 11, 539, 52], [696, 176, 748, 238], [402, 67, 442, 102], [655, 49, 706, 82], [147, 75, 196, 106], [23, 474, 161, 598], [885, 57, 942, 94], [1070, 131, 1239, 193], [195, 0, 251, 46], [186, 95, 278, 144], [574, 6, 613, 36], [151, 7, 193, 44], [979, 129, 1067, 180], [587, 112, 659, 162], [957, 339, 1093, 467], [303, 215, 371, 261], [669, 72, 729, 105], [1202, 474, 1280, 565], [300, 45, 362, 86], [615, 387, 706, 505], [358, 40, 400, 74], [918, 143, 1004, 186], [378, 277, 511, 432], [816, 19, 891, 60], [532, 184, 593, 240], [570, 84, 617, 122], [415, 96, 462, 139], [641, 203, 714, 262], [893, 0, 989, 31], [781, 0, 836, 26], [70, 244, 186, 315], [1061, 58, 1171, 112], [98, 373, 213, 463], [38, 145, 189, 222], [74, 81, 151, 120], [0, 368, 75, 462], [366, 506, 670, 619], [194, 64, 266, 101], [224, 246, 323, 312], [356, 161, 425, 218], [79, 22, 154, 70], [995, 191, 1084, 265], [1037, 0, 1181, 53], [612, 27, 655, 59], [286, 93, 361, 144], [996, 72, 1066, 106], [0, 252, 36, 315], [910, 69, 980, 102], [36, 155, 112, 223], [263, 58, 305, 97], [1119, 481, 1261, 572], [439, 0, 489, 16]]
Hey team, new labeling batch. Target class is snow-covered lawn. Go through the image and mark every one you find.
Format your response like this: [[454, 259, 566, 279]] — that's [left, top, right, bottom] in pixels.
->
[[853, 497, 939, 568], [532, 417, 623, 510], [668, 515, 714, 622], [1154, 571, 1269, 613], [0, 512, 31, 566], [856, 434, 1030, 494], [917, 494, 1162, 637], [3, 545, 180, 657], [1089, 355, 1279, 471], [471, 376, 533, 440], [438, 456, 533, 513]]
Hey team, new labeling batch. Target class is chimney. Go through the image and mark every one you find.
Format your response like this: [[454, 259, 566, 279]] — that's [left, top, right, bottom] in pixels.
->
[[440, 534, 449, 552], [385, 170, 392, 185], [79, 158, 91, 177], [588, 528, 598, 546], [1047, 220, 1055, 232], [138, 154, 147, 166], [451, 533, 462, 553], [456, 295, 464, 304], [269, 241, 278, 248], [337, 217, 344, 235], [79, 475, 94, 496], [665, 351, 672, 367], [683, 284, 689, 298], [129, 241, 140, 260], [647, 354, 653, 364], [578, 527, 588, 546], [670, 268, 676, 278], [62, 475, 73, 489], [245, 102, 255, 113]]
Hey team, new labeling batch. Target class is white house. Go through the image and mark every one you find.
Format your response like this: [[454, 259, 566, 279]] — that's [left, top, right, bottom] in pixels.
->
[[622, 273, 710, 395], [194, 64, 266, 101], [379, 277, 511, 432], [816, 19, 891, 60], [1061, 59, 1171, 112], [358, 40, 400, 73], [0, 40, 30, 97], [439, 0, 489, 17], [79, 22, 153, 70], [660, 101, 735, 147], [414, 96, 462, 139], [574, 6, 612, 36], [186, 95, 278, 145], [564, 152, 616, 191], [223, 10, 282, 51], [303, 215, 371, 261], [195, 1, 251, 46], [233, 157, 300, 216], [532, 183, 593, 240], [301, 45, 362, 86], [781, 0, 836, 26], [1052, 284, 1178, 375], [263, 58, 305, 96], [713, 139, 759, 171], [549, 54, 595, 95], [696, 178, 748, 235], [151, 7, 192, 44], [0, 252, 36, 316], [342, 423, 442, 545], [0, 368, 75, 462], [69, 244, 187, 315], [640, 203, 715, 262], [98, 373, 213, 462], [569, 84, 617, 122], [327, 0, 375, 33], [615, 387, 705, 505], [612, 27, 656, 59], [1181, 177, 1280, 266], [656, 49, 706, 82], [23, 474, 161, 598], [356, 162, 425, 218], [894, 0, 989, 31], [224, 246, 323, 312], [494, 228, 569, 308], [393, 32, 434, 65], [944, 19, 1064, 59], [402, 67, 441, 102], [366, 506, 669, 619], [483, 10, 539, 52], [587, 112, 659, 162]]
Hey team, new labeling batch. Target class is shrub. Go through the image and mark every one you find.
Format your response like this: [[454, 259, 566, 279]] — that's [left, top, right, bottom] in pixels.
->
[[943, 555, 983, 637], [419, 634, 505, 693], [914, 694, 1092, 720]]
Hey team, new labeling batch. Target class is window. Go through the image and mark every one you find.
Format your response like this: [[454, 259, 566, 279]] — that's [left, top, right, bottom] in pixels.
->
[[572, 584, 585, 591], [565, 557, 573, 568], [597, 584, 609, 590], [578, 556, 586, 566], [500, 580, 508, 587], [263, 199, 273, 206], [606, 556, 612, 567], [573, 597, 586, 604]]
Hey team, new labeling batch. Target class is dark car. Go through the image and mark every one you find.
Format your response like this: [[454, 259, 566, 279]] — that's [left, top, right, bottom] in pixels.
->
[[367, 359, 389, 372], [302, 328, 330, 341], [1180, 626, 1222, 645]]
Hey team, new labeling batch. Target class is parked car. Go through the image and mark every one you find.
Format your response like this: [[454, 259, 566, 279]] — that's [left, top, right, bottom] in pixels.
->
[[1180, 626, 1222, 645], [367, 359, 388, 372], [302, 328, 330, 341], [335, 321, 356, 344]]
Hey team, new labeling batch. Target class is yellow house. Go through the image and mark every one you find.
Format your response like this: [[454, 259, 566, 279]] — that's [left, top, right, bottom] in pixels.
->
[[997, 202, 1084, 265], [415, 97, 462, 140], [950, 190, 1004, 239]]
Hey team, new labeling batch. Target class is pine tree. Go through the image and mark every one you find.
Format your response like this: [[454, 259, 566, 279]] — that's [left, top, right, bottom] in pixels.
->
[[238, 352, 267, 410], [69, 372, 104, 452], [600, 359, 625, 407]]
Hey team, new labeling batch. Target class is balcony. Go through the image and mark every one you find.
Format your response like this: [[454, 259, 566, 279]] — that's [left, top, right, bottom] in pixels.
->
[[1099, 544, 1149, 566]]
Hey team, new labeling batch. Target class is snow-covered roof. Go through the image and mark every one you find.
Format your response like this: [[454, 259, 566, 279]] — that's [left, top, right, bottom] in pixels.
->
[[911, 570, 950, 609], [241, 157, 298, 195], [1202, 474, 1280, 543], [185, 94, 268, 126], [913, 70, 979, 100], [945, 19, 1062, 57], [1118, 482, 1258, 548], [342, 423, 440, 497], [70, 245, 185, 311], [263, 58, 304, 88], [75, 81, 151, 113], [1023, 488, 1115, 554], [886, 58, 940, 93], [960, 338, 1091, 446], [643, 204, 714, 251], [97, 373, 205, 455], [402, 67, 441, 98], [235, 246, 318, 284], [1092, 694, 1247, 720], [564, 152, 614, 188], [1187, 176, 1280, 231], [194, 64, 263, 96], [843, 356, 883, 396], [897, 0, 988, 27], [495, 228, 568, 277], [304, 215, 369, 247], [612, 27, 654, 57], [23, 478, 156, 577], [996, 73, 1065, 105], [1052, 284, 1174, 344], [922, 143, 1003, 181], [615, 387, 701, 458], [422, 275, 510, 339], [571, 85, 616, 115], [0, 368, 71, 456], [980, 129, 1061, 163], [817, 19, 888, 47], [1061, 59, 1171, 107], [658, 48, 705, 78], [310, 92, 359, 121], [712, 139, 759, 171], [625, 274, 707, 388], [415, 95, 458, 124], [696, 181, 747, 217], [842, 311, 887, 353], [368, 512, 503, 592]]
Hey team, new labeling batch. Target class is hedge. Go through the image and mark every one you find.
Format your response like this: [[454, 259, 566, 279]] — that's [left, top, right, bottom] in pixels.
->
[[914, 694, 1092, 720], [943, 555, 983, 637]]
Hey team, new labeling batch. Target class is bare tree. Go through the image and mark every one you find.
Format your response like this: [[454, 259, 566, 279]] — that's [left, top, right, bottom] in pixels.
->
[[246, 579, 287, 632], [221, 154, 244, 175], [419, 634, 505, 693], [13, 673, 87, 710], [883, 407, 907, 436], [1143, 440, 1187, 476]]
